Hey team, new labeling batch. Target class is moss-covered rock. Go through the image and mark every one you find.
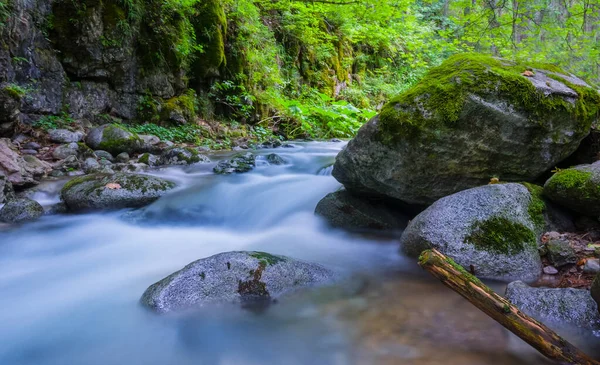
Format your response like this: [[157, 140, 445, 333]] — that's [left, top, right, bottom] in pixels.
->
[[213, 152, 256, 174], [140, 251, 334, 313], [160, 147, 209, 165], [333, 53, 600, 206], [401, 183, 543, 281], [85, 124, 143, 155], [543, 162, 600, 216], [0, 198, 44, 223], [60, 172, 176, 211]]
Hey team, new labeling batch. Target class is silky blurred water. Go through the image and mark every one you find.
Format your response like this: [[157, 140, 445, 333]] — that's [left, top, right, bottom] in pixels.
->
[[0, 142, 596, 365]]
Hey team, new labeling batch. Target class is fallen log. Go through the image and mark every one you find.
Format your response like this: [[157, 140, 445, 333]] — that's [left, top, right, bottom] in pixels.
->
[[418, 249, 600, 365]]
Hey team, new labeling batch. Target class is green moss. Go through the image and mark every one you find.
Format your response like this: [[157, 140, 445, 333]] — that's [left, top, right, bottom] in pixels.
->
[[98, 124, 142, 154], [544, 168, 600, 206], [378, 53, 599, 143], [2, 84, 26, 99], [520, 182, 546, 230], [160, 89, 197, 124], [464, 216, 537, 255], [191, 0, 227, 76], [138, 153, 150, 165], [250, 252, 285, 266]]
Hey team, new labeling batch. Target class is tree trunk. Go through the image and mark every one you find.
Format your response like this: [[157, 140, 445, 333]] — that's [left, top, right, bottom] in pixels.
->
[[418, 249, 600, 365]]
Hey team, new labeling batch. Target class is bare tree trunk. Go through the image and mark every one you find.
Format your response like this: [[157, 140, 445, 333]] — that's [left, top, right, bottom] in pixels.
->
[[418, 249, 600, 365]]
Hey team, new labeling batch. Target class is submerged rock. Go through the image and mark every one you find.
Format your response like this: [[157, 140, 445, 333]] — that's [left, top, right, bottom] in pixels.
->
[[544, 161, 600, 216], [266, 153, 286, 165], [85, 124, 142, 155], [333, 54, 600, 206], [213, 152, 256, 174], [315, 189, 409, 231], [0, 198, 44, 223], [505, 281, 600, 330], [141, 251, 334, 313], [400, 183, 543, 281], [60, 172, 176, 211], [160, 147, 209, 165]]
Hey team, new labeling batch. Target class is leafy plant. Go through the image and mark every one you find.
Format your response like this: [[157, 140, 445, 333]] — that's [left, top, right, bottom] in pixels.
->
[[33, 113, 77, 131]]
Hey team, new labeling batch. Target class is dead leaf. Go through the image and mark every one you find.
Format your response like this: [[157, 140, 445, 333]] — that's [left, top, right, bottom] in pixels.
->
[[522, 70, 534, 77], [105, 183, 121, 190], [489, 177, 499, 184], [577, 258, 587, 266]]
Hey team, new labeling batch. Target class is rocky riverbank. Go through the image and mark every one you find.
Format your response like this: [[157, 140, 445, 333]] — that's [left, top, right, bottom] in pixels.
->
[[316, 54, 600, 336]]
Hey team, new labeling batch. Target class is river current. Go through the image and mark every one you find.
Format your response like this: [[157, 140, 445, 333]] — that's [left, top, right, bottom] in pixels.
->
[[0, 142, 595, 364]]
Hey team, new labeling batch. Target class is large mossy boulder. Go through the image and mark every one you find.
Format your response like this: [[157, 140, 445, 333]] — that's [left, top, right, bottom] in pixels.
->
[[400, 183, 544, 281], [60, 172, 176, 211], [315, 189, 409, 231], [544, 161, 600, 216], [85, 124, 143, 155], [0, 198, 44, 223], [505, 281, 600, 331], [141, 251, 334, 313], [333, 53, 600, 206]]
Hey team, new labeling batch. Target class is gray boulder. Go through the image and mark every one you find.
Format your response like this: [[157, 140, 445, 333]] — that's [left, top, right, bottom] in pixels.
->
[[0, 139, 51, 188], [82, 157, 101, 173], [0, 175, 15, 204], [141, 251, 334, 313], [60, 172, 176, 211], [116, 152, 130, 163], [592, 273, 600, 314], [0, 198, 44, 223], [544, 161, 600, 216], [85, 124, 142, 155], [400, 183, 543, 281], [94, 150, 114, 162], [48, 129, 84, 143], [505, 281, 600, 330], [545, 238, 577, 267], [315, 189, 409, 231], [52, 143, 79, 160], [214, 153, 256, 174], [160, 147, 209, 165], [333, 54, 600, 205]]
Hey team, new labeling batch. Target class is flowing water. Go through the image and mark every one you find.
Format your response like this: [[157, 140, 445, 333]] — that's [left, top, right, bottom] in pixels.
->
[[0, 142, 597, 365]]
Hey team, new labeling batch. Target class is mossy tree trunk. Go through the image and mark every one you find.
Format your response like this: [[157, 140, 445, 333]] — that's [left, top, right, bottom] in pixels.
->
[[418, 249, 600, 365]]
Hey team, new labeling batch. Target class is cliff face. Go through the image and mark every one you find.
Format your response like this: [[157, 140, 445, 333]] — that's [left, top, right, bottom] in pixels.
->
[[0, 0, 231, 136]]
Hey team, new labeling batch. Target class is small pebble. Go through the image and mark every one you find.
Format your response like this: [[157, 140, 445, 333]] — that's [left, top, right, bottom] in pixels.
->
[[543, 266, 559, 275], [21, 149, 38, 155]]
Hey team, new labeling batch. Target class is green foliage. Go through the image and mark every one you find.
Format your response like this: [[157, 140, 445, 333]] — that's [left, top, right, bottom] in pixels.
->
[[2, 84, 27, 99], [33, 113, 76, 131], [124, 123, 207, 144], [0, 0, 11, 30], [281, 91, 375, 139]]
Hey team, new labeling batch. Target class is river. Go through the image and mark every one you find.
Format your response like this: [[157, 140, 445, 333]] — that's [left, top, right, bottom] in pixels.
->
[[0, 142, 595, 364]]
